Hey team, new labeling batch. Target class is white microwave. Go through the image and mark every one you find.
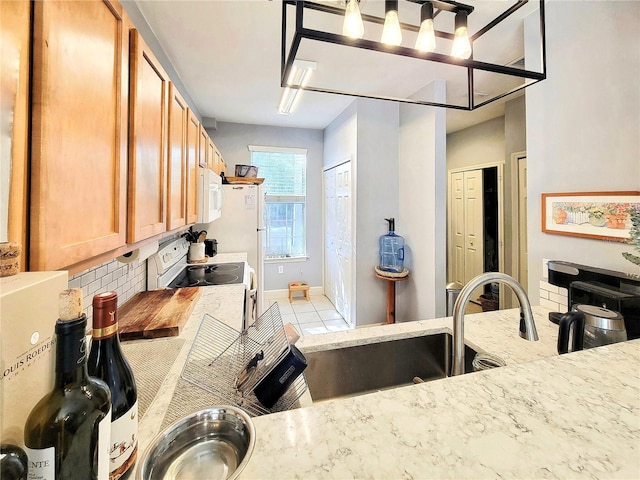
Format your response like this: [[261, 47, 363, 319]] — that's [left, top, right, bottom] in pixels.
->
[[198, 167, 224, 223]]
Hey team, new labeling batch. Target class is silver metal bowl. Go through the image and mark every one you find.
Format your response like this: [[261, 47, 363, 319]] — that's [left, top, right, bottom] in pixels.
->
[[137, 406, 255, 480]]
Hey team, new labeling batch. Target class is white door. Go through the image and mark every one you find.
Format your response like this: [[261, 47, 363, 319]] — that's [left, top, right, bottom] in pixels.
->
[[323, 169, 337, 307], [463, 170, 484, 284], [451, 172, 465, 285], [335, 162, 352, 325], [518, 157, 528, 291], [323, 161, 353, 326], [450, 170, 484, 285]]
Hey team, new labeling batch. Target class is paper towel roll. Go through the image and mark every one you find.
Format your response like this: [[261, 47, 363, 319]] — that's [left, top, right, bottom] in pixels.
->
[[116, 240, 158, 264]]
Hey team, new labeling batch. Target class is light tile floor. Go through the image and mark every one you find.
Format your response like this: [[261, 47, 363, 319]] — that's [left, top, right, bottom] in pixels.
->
[[264, 293, 352, 337]]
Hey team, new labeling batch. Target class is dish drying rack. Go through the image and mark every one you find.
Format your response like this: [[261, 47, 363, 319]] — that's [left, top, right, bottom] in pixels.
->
[[180, 302, 308, 417]]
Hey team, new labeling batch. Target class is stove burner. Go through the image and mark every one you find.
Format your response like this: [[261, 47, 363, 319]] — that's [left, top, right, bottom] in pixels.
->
[[202, 274, 239, 285], [168, 262, 245, 289], [187, 263, 241, 274]]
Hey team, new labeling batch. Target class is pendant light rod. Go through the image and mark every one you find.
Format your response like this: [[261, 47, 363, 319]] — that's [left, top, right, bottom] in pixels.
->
[[421, 1, 434, 21], [407, 0, 473, 14]]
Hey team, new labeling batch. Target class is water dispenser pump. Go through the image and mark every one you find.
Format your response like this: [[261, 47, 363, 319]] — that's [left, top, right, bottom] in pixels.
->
[[379, 218, 405, 273]]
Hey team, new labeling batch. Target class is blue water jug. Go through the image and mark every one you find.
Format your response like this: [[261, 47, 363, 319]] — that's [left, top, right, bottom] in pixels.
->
[[379, 218, 405, 273]]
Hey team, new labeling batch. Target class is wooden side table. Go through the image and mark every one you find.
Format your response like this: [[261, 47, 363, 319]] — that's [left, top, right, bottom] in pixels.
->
[[374, 267, 409, 324]]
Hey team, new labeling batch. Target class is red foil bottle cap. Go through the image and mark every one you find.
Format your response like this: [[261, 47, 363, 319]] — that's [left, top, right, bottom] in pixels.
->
[[92, 291, 118, 335]]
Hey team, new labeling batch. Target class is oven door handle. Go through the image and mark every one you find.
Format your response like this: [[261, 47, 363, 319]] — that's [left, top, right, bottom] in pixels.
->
[[245, 287, 258, 330], [247, 267, 257, 290]]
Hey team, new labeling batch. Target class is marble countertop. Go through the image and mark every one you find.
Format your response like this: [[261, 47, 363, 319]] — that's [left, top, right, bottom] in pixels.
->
[[240, 307, 640, 479], [243, 339, 639, 479], [133, 285, 640, 479]]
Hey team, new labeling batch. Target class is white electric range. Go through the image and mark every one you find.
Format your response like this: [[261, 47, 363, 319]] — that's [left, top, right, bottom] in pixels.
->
[[147, 238, 257, 327], [147, 237, 249, 290]]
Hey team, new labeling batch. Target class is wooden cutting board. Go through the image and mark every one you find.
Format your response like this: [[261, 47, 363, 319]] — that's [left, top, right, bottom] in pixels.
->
[[118, 288, 202, 340]]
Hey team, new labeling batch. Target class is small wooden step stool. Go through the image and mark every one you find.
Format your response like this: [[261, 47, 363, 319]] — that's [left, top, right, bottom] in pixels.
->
[[288, 282, 310, 302]]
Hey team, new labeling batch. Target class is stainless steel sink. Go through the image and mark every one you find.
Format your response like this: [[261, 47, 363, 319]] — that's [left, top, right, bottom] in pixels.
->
[[303, 332, 478, 402]]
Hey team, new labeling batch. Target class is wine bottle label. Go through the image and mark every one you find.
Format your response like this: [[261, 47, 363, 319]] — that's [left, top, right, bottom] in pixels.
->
[[92, 322, 118, 339], [24, 446, 54, 480], [98, 406, 112, 480], [109, 400, 138, 479]]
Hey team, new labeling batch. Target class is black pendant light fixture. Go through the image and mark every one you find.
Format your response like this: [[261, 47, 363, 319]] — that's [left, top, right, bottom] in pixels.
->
[[281, 0, 546, 111]]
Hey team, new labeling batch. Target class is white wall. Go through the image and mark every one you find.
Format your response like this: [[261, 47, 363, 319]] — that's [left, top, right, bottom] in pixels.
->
[[397, 81, 448, 320], [447, 117, 505, 171], [209, 122, 324, 291], [503, 96, 527, 280], [355, 99, 400, 325], [526, 1, 640, 301], [324, 99, 400, 326]]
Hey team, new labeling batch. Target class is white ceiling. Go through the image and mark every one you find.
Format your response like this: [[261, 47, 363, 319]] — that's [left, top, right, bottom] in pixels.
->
[[131, 0, 536, 133]]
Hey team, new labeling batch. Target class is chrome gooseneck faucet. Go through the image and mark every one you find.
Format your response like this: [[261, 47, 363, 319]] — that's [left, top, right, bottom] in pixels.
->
[[451, 272, 539, 376]]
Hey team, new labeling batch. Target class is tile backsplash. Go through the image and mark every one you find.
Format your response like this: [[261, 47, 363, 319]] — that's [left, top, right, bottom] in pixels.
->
[[539, 280, 568, 312], [68, 258, 146, 326]]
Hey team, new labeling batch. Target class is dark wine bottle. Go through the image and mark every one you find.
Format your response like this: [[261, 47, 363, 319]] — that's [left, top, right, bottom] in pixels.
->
[[24, 289, 112, 480], [87, 292, 138, 480], [0, 443, 28, 480]]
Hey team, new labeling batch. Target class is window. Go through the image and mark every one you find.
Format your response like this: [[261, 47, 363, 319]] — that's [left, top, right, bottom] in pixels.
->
[[249, 145, 307, 259]]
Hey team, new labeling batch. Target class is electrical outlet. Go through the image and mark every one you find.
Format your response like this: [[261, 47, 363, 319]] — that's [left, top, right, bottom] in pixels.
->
[[278, 266, 284, 274], [542, 258, 550, 279]]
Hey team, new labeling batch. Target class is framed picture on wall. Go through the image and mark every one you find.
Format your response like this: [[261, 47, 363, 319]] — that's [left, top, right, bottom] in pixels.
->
[[541, 191, 640, 242]]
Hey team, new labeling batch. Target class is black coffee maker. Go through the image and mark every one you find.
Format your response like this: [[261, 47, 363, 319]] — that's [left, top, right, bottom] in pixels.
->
[[204, 239, 218, 257], [548, 261, 640, 341]]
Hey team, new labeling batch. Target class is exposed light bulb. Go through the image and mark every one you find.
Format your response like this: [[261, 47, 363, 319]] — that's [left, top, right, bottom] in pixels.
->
[[343, 0, 364, 39], [415, 2, 435, 52], [415, 18, 435, 52], [381, 0, 402, 46], [451, 25, 471, 59], [451, 11, 471, 59]]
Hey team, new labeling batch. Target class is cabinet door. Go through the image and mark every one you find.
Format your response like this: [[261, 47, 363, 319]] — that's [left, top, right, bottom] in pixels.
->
[[186, 110, 200, 224], [167, 83, 187, 231], [199, 125, 208, 168], [128, 29, 168, 243], [2, 0, 30, 271], [213, 148, 222, 175], [30, 0, 128, 270], [206, 138, 215, 172]]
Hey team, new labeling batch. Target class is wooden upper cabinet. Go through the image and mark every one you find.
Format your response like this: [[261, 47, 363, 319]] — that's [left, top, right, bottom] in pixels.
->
[[128, 28, 168, 244], [213, 148, 223, 175], [199, 125, 209, 168], [167, 83, 188, 231], [206, 137, 216, 172], [2, 0, 31, 272], [186, 110, 200, 224], [30, 0, 128, 271]]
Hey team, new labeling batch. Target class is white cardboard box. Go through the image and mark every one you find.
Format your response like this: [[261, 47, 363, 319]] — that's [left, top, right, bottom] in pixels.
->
[[1, 271, 68, 446]]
